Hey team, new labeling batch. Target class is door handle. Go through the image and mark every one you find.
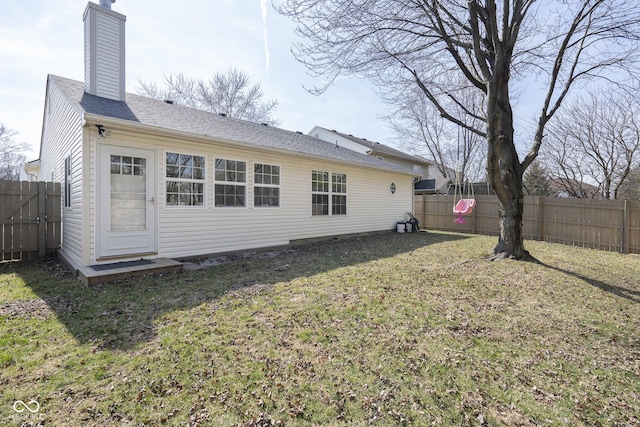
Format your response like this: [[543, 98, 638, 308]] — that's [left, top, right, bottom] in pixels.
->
[[148, 197, 155, 205]]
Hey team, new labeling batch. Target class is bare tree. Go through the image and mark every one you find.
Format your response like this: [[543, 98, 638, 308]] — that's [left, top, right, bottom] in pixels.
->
[[278, 0, 640, 260], [542, 89, 640, 200], [388, 84, 487, 185], [617, 167, 640, 200], [0, 123, 28, 180], [137, 67, 281, 126]]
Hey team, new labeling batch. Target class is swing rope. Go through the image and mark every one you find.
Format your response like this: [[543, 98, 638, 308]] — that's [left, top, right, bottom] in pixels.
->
[[452, 130, 476, 223]]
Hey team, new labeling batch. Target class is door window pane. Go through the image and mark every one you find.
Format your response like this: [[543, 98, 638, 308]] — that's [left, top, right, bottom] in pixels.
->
[[111, 157, 147, 230]]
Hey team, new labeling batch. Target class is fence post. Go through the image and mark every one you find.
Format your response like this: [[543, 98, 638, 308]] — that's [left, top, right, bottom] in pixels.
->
[[38, 181, 47, 258], [537, 196, 544, 241], [623, 199, 630, 254], [472, 199, 477, 234]]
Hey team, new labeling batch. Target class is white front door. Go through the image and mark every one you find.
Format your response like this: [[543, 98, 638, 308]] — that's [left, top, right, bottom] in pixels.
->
[[98, 145, 157, 259]]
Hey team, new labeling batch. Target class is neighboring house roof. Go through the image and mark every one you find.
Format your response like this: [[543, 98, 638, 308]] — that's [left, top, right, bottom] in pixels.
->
[[48, 75, 417, 176], [549, 178, 601, 198], [311, 126, 431, 166]]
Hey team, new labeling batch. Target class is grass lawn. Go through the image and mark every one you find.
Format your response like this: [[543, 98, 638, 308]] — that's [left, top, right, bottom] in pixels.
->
[[1, 231, 639, 426]]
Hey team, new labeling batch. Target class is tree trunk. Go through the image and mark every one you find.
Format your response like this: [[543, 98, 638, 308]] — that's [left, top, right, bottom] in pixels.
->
[[486, 74, 535, 261], [493, 182, 532, 260], [488, 140, 534, 261]]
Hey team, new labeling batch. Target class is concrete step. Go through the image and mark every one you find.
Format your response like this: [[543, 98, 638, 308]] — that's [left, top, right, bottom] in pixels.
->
[[78, 258, 183, 285]]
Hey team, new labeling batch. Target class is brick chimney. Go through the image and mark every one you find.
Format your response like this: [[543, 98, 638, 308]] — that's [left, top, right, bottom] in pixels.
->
[[83, 1, 126, 101]]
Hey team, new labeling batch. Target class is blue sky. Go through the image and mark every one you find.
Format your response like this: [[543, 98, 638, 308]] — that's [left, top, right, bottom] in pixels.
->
[[0, 0, 396, 160]]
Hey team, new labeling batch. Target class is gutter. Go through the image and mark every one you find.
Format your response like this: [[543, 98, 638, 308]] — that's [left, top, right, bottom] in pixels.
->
[[82, 113, 419, 178]]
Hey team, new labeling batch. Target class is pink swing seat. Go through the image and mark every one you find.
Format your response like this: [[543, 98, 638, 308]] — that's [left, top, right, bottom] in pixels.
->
[[453, 198, 476, 215]]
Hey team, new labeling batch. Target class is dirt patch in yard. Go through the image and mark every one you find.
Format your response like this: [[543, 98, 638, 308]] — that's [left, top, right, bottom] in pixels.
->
[[0, 298, 54, 320], [182, 248, 298, 271]]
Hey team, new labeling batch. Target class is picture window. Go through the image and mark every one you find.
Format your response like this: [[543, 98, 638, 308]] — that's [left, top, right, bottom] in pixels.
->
[[311, 170, 347, 216], [165, 152, 205, 207], [215, 158, 246, 207], [254, 163, 280, 207]]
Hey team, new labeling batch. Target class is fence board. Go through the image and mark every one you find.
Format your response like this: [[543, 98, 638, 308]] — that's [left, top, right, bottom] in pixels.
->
[[631, 202, 640, 253], [415, 194, 640, 254], [45, 181, 61, 252], [1, 180, 61, 261]]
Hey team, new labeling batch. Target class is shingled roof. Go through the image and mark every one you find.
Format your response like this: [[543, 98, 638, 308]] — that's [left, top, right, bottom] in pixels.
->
[[48, 75, 416, 175], [313, 126, 430, 165]]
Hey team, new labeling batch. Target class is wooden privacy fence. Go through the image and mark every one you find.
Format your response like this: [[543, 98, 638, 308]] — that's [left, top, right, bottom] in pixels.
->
[[1, 180, 61, 261], [415, 194, 640, 254]]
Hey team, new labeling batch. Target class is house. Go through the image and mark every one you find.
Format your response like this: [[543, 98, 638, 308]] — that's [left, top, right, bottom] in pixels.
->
[[414, 179, 438, 194], [309, 126, 431, 179], [31, 1, 418, 276], [309, 126, 457, 194], [414, 163, 454, 195], [548, 178, 601, 199]]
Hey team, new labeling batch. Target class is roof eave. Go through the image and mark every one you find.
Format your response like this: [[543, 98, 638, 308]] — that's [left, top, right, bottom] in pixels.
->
[[82, 114, 417, 177]]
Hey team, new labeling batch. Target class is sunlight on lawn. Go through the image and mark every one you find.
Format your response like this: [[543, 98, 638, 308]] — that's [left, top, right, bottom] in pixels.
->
[[1, 232, 639, 426]]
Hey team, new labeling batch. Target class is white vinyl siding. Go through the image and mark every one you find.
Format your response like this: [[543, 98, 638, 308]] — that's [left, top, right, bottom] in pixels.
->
[[154, 143, 413, 259], [83, 3, 126, 101], [95, 12, 122, 100], [84, 12, 90, 94], [45, 95, 414, 264], [39, 80, 85, 268]]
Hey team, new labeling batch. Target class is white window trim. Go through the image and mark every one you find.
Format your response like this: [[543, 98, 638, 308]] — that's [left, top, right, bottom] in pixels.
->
[[331, 172, 347, 216], [164, 151, 207, 209], [214, 157, 247, 208], [389, 182, 397, 195], [253, 162, 282, 209], [64, 154, 72, 210], [310, 169, 347, 216]]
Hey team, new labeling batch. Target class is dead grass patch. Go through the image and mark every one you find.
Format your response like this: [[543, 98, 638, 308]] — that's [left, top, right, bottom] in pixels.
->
[[1, 232, 639, 426]]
